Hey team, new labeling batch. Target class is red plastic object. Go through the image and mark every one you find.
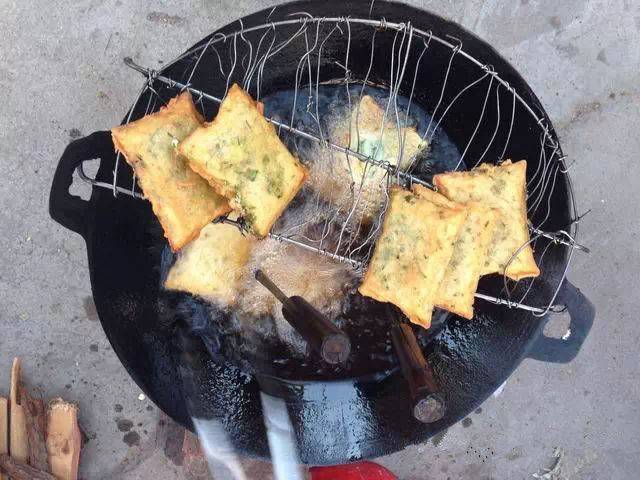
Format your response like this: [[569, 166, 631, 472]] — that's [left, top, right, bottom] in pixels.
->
[[309, 461, 398, 480]]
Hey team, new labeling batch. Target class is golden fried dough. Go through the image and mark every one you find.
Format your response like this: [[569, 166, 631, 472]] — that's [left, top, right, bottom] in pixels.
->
[[164, 221, 254, 304], [411, 184, 456, 208], [178, 84, 307, 237], [111, 92, 231, 251], [359, 186, 467, 328], [411, 185, 496, 319], [434, 203, 498, 319], [344, 95, 426, 168], [311, 95, 428, 223], [434, 160, 540, 280]]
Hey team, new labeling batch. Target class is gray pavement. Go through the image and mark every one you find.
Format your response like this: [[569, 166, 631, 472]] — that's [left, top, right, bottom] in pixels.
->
[[0, 0, 638, 478]]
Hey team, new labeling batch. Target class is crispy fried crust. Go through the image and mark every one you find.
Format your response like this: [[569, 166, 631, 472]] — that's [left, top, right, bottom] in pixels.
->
[[434, 160, 540, 281], [178, 84, 308, 237], [434, 203, 498, 319], [344, 95, 427, 170], [164, 221, 254, 304], [412, 186, 497, 319], [315, 95, 428, 222], [359, 186, 467, 328], [412, 184, 456, 208], [111, 92, 231, 251]]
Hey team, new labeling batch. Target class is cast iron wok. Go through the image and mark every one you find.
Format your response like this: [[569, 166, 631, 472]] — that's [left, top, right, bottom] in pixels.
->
[[49, 0, 593, 465]]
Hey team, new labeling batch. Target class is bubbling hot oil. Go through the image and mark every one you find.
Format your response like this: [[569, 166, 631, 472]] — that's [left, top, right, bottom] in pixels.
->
[[163, 83, 461, 379], [232, 198, 358, 356]]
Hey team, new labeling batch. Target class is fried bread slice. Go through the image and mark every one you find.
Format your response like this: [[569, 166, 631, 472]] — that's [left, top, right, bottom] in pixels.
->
[[359, 186, 467, 328], [433, 160, 540, 280], [344, 95, 426, 169], [179, 84, 307, 237], [434, 202, 498, 319], [111, 92, 231, 251], [411, 186, 496, 319], [312, 95, 428, 223], [165, 220, 254, 305]]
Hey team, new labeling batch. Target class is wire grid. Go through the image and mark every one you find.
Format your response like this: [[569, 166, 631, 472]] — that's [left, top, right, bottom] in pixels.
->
[[80, 12, 587, 316]]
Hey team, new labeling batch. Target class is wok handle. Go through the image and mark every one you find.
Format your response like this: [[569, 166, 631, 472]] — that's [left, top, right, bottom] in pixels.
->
[[49, 131, 113, 236], [391, 323, 445, 423], [526, 280, 594, 364]]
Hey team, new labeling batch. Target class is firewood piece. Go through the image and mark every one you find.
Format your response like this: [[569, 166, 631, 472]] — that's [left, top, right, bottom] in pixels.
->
[[19, 385, 49, 472], [46, 399, 81, 480], [0, 398, 8, 480], [0, 454, 57, 480], [10, 358, 29, 463]]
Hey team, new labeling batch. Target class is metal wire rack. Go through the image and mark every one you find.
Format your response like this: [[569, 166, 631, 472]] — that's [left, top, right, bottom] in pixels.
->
[[78, 10, 588, 317]]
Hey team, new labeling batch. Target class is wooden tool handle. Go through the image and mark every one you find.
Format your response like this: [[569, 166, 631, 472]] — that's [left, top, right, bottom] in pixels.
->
[[284, 296, 351, 365], [255, 270, 351, 364], [391, 323, 445, 423]]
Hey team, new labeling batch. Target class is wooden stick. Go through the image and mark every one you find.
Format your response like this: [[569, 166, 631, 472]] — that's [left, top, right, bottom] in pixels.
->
[[19, 385, 49, 472], [391, 324, 446, 423], [0, 398, 8, 480], [0, 454, 57, 480], [46, 399, 81, 480], [255, 269, 351, 364], [10, 358, 29, 463]]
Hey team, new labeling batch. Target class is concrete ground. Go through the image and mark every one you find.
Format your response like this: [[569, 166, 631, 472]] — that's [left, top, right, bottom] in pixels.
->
[[1, 0, 638, 478]]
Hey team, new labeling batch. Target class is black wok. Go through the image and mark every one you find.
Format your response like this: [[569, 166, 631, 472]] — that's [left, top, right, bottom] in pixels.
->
[[49, 0, 593, 465]]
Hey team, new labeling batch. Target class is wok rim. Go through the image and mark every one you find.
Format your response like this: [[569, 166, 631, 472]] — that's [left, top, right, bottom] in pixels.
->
[[73, 0, 581, 463], [93, 0, 577, 388]]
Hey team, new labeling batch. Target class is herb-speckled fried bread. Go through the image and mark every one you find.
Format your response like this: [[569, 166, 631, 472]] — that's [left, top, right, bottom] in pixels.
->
[[412, 186, 497, 319], [111, 92, 231, 251], [434, 203, 498, 319], [359, 186, 467, 328], [178, 84, 308, 237], [407, 186, 497, 319], [312, 95, 428, 224], [164, 220, 254, 304], [434, 160, 540, 281]]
